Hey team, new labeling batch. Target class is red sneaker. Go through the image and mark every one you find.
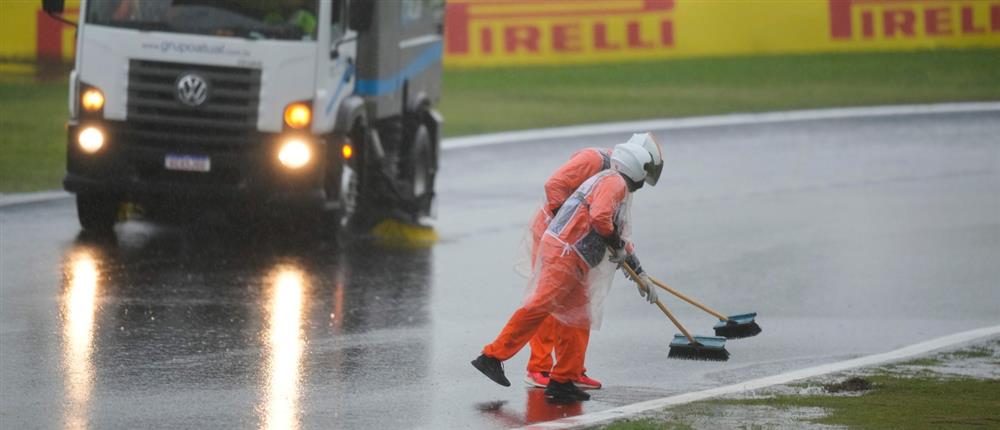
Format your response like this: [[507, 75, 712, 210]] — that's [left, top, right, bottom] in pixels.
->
[[574, 373, 602, 390], [524, 371, 550, 388]]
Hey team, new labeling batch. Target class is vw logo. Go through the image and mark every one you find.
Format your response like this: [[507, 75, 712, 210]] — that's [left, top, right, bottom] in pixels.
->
[[176, 73, 209, 107]]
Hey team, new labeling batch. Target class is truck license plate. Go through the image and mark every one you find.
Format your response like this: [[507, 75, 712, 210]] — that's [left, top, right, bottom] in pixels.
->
[[164, 154, 211, 172]]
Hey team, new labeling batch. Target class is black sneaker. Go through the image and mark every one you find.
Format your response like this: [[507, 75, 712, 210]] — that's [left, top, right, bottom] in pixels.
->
[[544, 379, 591, 402], [471, 354, 511, 387]]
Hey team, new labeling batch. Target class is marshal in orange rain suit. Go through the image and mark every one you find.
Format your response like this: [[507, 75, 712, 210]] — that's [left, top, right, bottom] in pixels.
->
[[527, 148, 611, 377], [484, 169, 632, 384]]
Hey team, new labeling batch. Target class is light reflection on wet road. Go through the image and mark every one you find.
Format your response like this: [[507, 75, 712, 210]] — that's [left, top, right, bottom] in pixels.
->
[[62, 250, 99, 430], [263, 266, 305, 430], [1, 111, 999, 429], [4, 217, 436, 428]]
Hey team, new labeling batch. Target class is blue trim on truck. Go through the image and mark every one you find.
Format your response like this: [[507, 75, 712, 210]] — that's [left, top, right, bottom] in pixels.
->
[[325, 58, 356, 116], [354, 42, 442, 97]]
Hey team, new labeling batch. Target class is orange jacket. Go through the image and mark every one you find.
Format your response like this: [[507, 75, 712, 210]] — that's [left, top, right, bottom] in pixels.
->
[[543, 148, 612, 217], [531, 148, 612, 253], [546, 170, 632, 268]]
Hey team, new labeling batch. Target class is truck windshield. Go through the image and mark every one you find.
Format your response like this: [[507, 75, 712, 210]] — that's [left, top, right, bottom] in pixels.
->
[[85, 0, 320, 41]]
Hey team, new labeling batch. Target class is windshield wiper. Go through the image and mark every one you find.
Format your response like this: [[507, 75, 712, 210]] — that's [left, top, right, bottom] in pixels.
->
[[172, 24, 301, 41], [101, 20, 172, 32]]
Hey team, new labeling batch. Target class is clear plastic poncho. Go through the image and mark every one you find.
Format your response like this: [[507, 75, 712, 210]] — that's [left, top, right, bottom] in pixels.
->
[[519, 176, 633, 330]]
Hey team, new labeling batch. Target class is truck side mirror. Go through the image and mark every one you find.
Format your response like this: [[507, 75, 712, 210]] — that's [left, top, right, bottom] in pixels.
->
[[42, 0, 77, 27], [348, 0, 374, 32], [42, 0, 65, 14]]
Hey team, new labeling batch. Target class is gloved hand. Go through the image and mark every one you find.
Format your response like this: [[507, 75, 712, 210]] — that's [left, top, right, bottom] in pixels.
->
[[635, 273, 657, 304], [622, 253, 643, 280]]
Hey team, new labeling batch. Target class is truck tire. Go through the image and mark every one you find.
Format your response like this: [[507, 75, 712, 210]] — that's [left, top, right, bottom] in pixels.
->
[[76, 193, 119, 232], [349, 124, 388, 231], [326, 137, 359, 230], [400, 118, 436, 218]]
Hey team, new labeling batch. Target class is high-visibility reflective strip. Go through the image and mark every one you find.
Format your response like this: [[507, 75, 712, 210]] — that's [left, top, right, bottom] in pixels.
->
[[594, 148, 612, 170], [546, 170, 622, 267], [547, 170, 613, 235]]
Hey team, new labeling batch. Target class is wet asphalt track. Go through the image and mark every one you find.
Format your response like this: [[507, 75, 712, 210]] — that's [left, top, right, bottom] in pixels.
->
[[2, 110, 999, 429]]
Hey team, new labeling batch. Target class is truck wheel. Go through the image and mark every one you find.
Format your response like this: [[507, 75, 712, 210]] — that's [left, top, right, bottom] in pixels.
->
[[333, 163, 359, 229], [348, 125, 389, 231], [76, 194, 119, 232], [401, 119, 436, 218]]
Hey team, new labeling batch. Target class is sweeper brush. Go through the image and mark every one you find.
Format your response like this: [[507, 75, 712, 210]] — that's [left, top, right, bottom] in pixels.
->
[[713, 312, 762, 339], [667, 335, 730, 361], [621, 263, 731, 362], [647, 276, 762, 340]]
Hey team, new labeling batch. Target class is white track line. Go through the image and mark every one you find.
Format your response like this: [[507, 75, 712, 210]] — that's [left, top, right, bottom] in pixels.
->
[[516, 324, 1000, 430], [443, 102, 1000, 150], [0, 191, 71, 208], [4, 102, 998, 208]]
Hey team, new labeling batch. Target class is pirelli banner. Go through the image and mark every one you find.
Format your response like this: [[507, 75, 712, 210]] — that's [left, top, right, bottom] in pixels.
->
[[443, 0, 1000, 67]]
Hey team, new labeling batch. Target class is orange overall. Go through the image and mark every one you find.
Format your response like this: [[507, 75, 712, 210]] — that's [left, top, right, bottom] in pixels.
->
[[527, 148, 611, 374], [485, 170, 629, 383]]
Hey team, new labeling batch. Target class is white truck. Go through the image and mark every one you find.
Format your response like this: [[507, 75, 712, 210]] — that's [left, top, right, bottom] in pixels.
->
[[43, 0, 443, 232]]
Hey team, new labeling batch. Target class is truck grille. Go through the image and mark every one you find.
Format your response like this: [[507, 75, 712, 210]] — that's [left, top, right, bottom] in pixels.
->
[[125, 60, 261, 152]]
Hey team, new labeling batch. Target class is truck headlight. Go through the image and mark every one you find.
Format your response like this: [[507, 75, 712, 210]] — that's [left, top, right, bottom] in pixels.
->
[[283, 102, 312, 129], [278, 139, 311, 169], [78, 127, 105, 153], [81, 88, 105, 112]]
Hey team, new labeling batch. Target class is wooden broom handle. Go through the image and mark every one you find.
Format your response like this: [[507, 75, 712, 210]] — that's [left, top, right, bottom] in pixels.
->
[[654, 300, 697, 344], [622, 262, 697, 344], [648, 275, 730, 322]]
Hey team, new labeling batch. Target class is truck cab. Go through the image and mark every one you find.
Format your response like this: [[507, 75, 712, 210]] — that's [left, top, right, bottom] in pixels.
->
[[45, 0, 442, 232]]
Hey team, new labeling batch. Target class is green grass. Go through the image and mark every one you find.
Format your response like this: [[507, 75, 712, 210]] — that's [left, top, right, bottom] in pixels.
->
[[718, 375, 1000, 429], [603, 418, 691, 430], [899, 357, 945, 366], [603, 341, 1000, 430], [2, 48, 999, 192], [603, 375, 1000, 430], [441, 48, 1000, 136], [945, 345, 994, 360], [0, 78, 68, 192]]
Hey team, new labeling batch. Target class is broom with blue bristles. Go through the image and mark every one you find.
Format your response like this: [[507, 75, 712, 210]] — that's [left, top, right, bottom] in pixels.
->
[[646, 276, 762, 339], [622, 263, 730, 362]]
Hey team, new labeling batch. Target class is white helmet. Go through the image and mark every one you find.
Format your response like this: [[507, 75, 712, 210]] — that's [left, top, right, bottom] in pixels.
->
[[611, 143, 653, 188], [625, 132, 664, 186]]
